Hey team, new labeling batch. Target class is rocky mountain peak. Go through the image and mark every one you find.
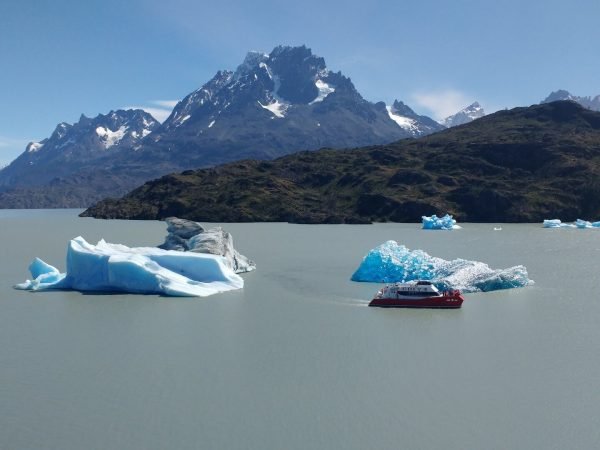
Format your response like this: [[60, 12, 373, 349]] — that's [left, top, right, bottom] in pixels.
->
[[443, 102, 485, 128], [235, 51, 269, 75], [543, 90, 575, 103], [541, 90, 600, 112], [0, 109, 160, 189], [385, 99, 446, 136], [390, 100, 418, 117]]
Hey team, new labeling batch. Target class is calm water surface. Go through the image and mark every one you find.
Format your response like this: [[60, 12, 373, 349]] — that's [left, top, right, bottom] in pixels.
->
[[1, 210, 599, 450]]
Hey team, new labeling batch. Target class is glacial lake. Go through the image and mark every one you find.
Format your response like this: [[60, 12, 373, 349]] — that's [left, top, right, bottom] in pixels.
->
[[1, 209, 599, 450]]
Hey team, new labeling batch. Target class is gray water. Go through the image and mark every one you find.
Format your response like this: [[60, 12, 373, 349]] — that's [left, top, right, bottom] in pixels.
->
[[1, 210, 599, 450]]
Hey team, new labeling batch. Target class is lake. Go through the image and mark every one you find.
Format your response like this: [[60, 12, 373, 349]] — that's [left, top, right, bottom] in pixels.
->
[[1, 210, 599, 450]]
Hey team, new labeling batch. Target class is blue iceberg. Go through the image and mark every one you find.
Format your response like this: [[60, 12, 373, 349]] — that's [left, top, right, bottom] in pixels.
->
[[351, 240, 532, 293], [15, 236, 244, 297], [543, 219, 600, 229], [422, 214, 461, 230]]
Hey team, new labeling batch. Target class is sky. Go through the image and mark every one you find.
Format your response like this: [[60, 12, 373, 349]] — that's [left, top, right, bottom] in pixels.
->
[[1, 0, 599, 166]]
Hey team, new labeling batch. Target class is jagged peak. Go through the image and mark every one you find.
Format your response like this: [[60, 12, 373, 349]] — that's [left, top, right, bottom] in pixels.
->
[[236, 51, 269, 72], [269, 44, 311, 58], [543, 89, 574, 103], [391, 100, 417, 116], [442, 102, 485, 128]]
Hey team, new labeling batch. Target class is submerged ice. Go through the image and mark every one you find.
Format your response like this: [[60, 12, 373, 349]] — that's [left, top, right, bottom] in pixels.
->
[[422, 214, 461, 230], [16, 236, 244, 297], [351, 240, 532, 293]]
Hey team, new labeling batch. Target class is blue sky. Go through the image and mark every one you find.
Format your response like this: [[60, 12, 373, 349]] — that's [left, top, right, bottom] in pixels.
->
[[1, 0, 599, 165]]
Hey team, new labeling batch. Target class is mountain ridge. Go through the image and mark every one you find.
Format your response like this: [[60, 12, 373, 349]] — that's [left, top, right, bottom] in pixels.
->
[[541, 89, 600, 111], [0, 45, 444, 208], [81, 101, 600, 223]]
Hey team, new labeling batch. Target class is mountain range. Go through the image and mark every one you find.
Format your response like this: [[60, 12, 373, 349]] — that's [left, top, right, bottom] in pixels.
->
[[0, 45, 469, 209], [541, 90, 600, 111], [82, 101, 600, 223]]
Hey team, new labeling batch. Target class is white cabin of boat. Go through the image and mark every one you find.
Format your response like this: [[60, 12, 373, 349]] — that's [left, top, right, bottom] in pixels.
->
[[375, 280, 442, 299]]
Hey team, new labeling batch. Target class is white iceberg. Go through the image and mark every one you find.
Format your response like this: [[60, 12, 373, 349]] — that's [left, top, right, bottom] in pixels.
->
[[543, 219, 600, 229], [351, 240, 532, 293], [15, 236, 244, 297], [422, 214, 461, 230]]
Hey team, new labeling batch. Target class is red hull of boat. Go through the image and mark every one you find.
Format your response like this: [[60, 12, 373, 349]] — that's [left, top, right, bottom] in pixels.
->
[[369, 294, 464, 308]]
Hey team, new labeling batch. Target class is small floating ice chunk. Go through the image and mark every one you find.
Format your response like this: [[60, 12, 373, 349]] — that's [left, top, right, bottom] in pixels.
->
[[351, 240, 532, 293], [422, 214, 461, 230], [15, 258, 69, 291], [543, 219, 598, 228], [15, 236, 244, 297], [575, 219, 592, 229]]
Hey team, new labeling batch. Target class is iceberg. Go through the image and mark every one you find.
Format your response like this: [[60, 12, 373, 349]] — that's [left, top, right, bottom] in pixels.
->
[[421, 214, 461, 230], [351, 240, 532, 293], [16, 236, 244, 297], [543, 219, 600, 228], [158, 217, 256, 273]]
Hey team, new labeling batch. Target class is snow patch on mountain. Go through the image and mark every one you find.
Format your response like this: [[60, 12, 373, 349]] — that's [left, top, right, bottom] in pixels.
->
[[258, 100, 288, 118], [257, 62, 291, 118], [96, 126, 128, 149], [26, 142, 45, 153], [386, 106, 418, 131], [309, 79, 335, 104]]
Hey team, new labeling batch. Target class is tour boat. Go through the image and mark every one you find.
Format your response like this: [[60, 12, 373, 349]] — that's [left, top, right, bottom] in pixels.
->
[[369, 280, 464, 308]]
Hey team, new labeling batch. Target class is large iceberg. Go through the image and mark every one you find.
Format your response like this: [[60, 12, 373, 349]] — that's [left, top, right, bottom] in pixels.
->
[[422, 214, 461, 230], [351, 240, 532, 293], [158, 217, 255, 273], [543, 219, 600, 228], [16, 236, 244, 297]]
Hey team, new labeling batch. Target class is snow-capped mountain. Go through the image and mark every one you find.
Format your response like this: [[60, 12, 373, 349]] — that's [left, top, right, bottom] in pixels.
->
[[0, 45, 442, 208], [442, 102, 485, 127], [541, 90, 600, 111], [0, 109, 159, 189], [139, 45, 436, 170], [385, 100, 445, 136]]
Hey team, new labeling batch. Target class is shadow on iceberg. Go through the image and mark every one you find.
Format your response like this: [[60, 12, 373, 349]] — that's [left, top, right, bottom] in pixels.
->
[[351, 240, 533, 293], [158, 217, 255, 273]]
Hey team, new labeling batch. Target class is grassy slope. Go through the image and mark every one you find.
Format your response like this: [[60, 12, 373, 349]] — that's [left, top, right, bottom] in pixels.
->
[[82, 101, 600, 223]]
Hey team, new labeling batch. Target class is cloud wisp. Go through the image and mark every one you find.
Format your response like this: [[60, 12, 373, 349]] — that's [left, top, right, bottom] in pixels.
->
[[122, 99, 179, 123], [410, 89, 475, 121], [0, 136, 32, 167]]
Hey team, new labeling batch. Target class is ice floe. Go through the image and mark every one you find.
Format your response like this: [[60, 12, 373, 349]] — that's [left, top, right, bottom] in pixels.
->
[[422, 214, 461, 230], [543, 219, 600, 228], [351, 240, 532, 293]]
